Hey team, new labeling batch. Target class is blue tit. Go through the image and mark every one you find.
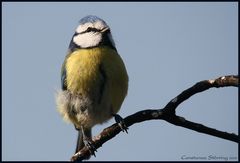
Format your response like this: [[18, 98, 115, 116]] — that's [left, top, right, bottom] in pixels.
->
[[56, 15, 128, 157]]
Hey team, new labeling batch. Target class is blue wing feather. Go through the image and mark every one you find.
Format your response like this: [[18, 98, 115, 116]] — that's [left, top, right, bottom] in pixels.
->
[[61, 66, 67, 90]]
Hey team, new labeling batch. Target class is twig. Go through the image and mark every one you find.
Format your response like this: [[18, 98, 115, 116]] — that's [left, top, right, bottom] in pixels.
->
[[163, 75, 239, 113]]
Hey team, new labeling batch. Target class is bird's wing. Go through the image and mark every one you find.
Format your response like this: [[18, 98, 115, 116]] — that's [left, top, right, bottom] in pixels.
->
[[61, 65, 67, 90], [61, 52, 71, 90]]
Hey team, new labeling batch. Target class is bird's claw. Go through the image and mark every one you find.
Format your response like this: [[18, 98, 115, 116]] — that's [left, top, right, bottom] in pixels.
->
[[81, 126, 97, 157], [113, 114, 128, 133], [83, 137, 97, 157]]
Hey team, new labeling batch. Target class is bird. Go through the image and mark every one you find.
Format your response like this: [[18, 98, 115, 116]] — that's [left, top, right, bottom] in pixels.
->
[[56, 15, 129, 158]]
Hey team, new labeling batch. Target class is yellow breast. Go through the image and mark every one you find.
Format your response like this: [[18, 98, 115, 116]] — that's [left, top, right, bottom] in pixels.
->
[[66, 48, 102, 94], [65, 47, 128, 111]]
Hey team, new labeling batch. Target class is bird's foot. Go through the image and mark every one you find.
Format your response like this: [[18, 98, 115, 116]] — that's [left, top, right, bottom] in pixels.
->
[[83, 137, 97, 157], [81, 126, 97, 157], [113, 114, 128, 133]]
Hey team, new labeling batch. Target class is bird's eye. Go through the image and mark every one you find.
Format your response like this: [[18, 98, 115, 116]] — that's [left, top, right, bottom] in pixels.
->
[[86, 27, 92, 32]]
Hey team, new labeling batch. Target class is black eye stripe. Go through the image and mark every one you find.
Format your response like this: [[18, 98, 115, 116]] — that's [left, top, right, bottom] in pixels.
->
[[79, 27, 101, 34]]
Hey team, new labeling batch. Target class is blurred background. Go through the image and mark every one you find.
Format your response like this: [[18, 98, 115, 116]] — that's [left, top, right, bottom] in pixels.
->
[[2, 2, 238, 161]]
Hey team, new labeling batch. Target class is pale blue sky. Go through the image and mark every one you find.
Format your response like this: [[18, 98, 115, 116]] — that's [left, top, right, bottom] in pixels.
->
[[2, 2, 238, 161]]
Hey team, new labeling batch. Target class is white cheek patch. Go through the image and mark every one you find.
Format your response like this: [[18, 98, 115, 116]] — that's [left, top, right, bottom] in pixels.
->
[[73, 33, 102, 48]]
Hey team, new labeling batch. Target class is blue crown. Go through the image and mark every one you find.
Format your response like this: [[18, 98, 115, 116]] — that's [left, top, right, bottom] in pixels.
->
[[79, 15, 107, 25]]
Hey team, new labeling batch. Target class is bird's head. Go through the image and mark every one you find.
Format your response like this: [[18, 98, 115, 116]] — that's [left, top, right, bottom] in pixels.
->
[[69, 15, 116, 50]]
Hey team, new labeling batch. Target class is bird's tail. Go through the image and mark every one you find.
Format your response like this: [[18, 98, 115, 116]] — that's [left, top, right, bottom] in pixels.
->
[[75, 128, 92, 153]]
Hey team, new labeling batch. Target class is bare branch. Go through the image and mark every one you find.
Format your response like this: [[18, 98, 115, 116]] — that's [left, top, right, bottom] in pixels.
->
[[163, 75, 238, 113], [164, 115, 239, 142], [71, 75, 239, 161]]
